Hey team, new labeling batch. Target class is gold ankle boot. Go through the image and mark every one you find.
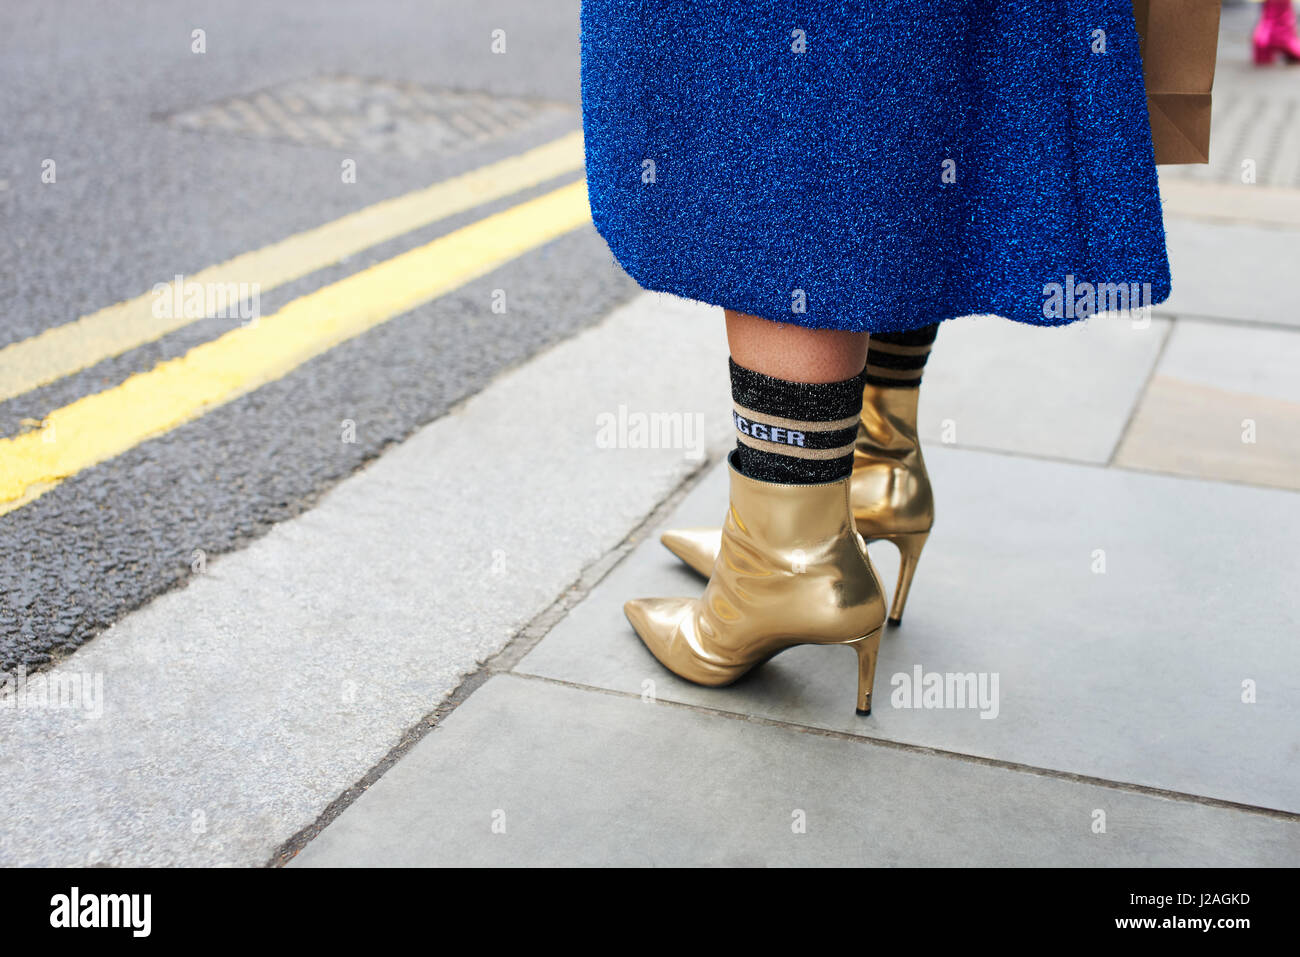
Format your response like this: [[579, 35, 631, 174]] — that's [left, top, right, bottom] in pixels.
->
[[660, 381, 934, 625], [625, 458, 887, 714], [852, 381, 933, 625]]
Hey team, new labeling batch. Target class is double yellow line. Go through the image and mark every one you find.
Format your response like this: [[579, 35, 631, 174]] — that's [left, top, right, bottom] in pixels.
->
[[0, 133, 592, 516]]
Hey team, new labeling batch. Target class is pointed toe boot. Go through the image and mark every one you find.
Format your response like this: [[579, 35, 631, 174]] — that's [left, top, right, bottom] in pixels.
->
[[627, 457, 887, 714]]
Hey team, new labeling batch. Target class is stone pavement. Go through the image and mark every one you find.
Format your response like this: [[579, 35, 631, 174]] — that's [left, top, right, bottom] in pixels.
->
[[5, 180, 1296, 864], [292, 439, 1300, 866], [291, 198, 1300, 865], [8, 173, 1293, 867]]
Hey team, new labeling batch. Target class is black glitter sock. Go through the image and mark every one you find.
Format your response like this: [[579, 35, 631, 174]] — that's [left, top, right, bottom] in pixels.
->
[[729, 358, 866, 485], [864, 323, 939, 388]]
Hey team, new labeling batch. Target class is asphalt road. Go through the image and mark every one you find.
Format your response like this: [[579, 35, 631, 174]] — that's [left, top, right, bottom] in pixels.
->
[[0, 0, 639, 670]]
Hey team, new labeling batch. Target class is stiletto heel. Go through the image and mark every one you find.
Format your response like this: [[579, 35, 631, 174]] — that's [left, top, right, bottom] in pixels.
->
[[882, 530, 928, 626], [1254, 41, 1277, 65], [846, 627, 884, 715]]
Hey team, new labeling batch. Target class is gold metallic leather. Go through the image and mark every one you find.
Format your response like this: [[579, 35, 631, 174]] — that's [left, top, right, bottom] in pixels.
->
[[626, 460, 886, 714], [852, 381, 933, 624], [661, 381, 934, 624]]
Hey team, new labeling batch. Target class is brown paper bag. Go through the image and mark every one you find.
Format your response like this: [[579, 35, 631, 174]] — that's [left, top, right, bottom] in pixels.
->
[[1133, 0, 1221, 164]]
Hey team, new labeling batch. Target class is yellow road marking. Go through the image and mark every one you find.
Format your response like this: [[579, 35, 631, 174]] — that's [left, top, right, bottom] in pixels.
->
[[0, 131, 585, 404], [0, 180, 591, 516]]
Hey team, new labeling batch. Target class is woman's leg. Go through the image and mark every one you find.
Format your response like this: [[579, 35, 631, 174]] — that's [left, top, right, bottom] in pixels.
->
[[624, 308, 886, 714], [726, 309, 868, 384], [724, 309, 869, 486]]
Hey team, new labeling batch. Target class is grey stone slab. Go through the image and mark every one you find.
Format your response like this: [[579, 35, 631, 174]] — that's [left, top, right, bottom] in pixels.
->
[[1159, 218, 1300, 328], [1113, 319, 1300, 490], [1114, 375, 1300, 491], [292, 674, 1300, 867], [517, 448, 1300, 813], [918, 314, 1169, 463], [1155, 318, 1300, 403]]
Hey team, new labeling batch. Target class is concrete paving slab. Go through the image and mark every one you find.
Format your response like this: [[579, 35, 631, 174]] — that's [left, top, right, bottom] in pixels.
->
[[517, 448, 1300, 813], [1159, 218, 1300, 328], [291, 674, 1300, 867], [0, 292, 735, 866], [917, 314, 1169, 463], [1115, 378, 1300, 491], [1149, 317, 1300, 404], [1115, 319, 1300, 490]]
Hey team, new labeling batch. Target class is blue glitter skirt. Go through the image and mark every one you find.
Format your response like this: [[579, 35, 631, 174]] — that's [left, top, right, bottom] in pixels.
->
[[580, 0, 1172, 333]]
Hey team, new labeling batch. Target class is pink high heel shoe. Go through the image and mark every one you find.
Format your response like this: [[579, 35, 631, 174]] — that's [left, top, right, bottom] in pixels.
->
[[1254, 0, 1300, 65]]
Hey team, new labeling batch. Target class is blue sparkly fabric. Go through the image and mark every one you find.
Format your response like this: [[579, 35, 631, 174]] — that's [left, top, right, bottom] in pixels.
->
[[580, 0, 1172, 333]]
